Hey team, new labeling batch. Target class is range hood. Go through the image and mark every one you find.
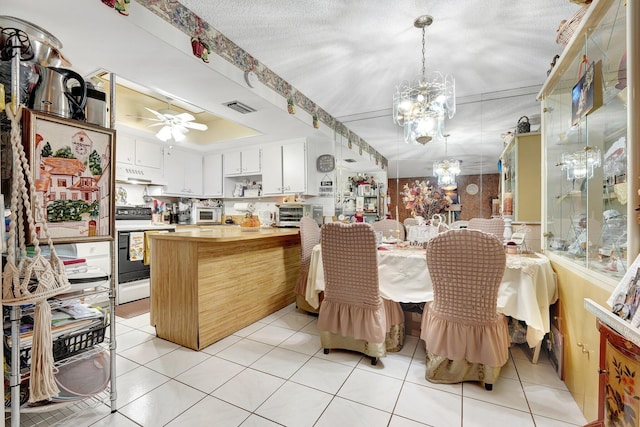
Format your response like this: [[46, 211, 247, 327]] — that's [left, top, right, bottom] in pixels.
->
[[115, 164, 167, 185]]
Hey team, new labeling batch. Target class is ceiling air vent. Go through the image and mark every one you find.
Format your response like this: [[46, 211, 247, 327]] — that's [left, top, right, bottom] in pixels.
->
[[224, 100, 256, 114]]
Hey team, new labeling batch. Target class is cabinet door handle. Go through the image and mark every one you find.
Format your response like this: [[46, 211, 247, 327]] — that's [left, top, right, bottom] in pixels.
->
[[598, 369, 608, 374]]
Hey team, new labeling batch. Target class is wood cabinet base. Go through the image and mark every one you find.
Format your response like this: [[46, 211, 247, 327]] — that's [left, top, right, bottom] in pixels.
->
[[150, 232, 300, 350]]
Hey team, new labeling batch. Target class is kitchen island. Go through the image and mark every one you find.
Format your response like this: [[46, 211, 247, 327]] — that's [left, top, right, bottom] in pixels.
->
[[148, 226, 301, 350]]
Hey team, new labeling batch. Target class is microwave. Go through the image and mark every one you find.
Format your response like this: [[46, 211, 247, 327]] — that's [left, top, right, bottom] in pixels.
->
[[191, 206, 222, 225], [276, 204, 323, 227]]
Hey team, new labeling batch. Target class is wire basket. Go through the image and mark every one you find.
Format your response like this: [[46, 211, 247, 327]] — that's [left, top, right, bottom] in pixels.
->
[[556, 6, 589, 46], [4, 321, 107, 370]]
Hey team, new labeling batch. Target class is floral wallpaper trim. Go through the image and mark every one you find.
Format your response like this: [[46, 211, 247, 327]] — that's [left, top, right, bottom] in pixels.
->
[[135, 0, 387, 168]]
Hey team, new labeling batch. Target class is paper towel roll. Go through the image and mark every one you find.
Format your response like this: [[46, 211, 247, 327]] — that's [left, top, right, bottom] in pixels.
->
[[233, 202, 254, 213]]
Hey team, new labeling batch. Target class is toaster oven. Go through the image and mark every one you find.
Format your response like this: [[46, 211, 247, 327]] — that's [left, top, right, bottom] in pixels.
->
[[276, 204, 323, 227]]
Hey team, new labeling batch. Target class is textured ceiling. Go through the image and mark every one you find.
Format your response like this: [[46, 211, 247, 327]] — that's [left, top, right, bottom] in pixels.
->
[[4, 1, 583, 177], [177, 0, 582, 176]]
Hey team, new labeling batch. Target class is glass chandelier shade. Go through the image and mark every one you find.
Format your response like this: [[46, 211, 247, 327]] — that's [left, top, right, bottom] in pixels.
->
[[393, 15, 455, 145], [433, 159, 461, 186], [560, 147, 601, 180]]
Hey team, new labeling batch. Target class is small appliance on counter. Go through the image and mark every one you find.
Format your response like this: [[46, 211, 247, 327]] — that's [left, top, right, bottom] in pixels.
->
[[276, 204, 323, 227], [177, 201, 191, 225], [191, 201, 223, 225]]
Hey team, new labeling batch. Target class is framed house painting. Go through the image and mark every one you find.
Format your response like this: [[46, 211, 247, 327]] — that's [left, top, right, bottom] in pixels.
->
[[23, 109, 115, 243]]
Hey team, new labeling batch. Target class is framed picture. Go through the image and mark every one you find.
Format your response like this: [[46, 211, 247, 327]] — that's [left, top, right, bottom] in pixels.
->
[[571, 60, 603, 126], [23, 109, 115, 243]]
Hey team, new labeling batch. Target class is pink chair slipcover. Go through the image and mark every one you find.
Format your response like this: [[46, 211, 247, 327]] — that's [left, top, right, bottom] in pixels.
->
[[468, 217, 505, 240], [317, 222, 404, 364], [372, 219, 406, 241], [295, 216, 322, 313], [420, 228, 509, 389]]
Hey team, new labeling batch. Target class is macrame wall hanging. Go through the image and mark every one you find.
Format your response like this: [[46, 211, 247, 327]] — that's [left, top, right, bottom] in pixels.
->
[[3, 103, 71, 403]]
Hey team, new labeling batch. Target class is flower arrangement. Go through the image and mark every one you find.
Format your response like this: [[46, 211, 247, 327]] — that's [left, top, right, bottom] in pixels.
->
[[402, 180, 452, 219]]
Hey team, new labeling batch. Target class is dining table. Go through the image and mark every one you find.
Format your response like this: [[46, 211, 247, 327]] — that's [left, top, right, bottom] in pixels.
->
[[306, 243, 558, 361]]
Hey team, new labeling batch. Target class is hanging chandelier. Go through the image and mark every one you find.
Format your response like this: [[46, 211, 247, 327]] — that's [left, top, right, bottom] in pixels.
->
[[393, 15, 455, 145], [433, 134, 460, 187]]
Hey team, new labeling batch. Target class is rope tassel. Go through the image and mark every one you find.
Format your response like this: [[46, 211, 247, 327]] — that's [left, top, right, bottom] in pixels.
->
[[28, 300, 59, 402]]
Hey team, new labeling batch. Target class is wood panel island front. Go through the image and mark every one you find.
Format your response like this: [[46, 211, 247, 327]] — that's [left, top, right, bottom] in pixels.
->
[[148, 227, 301, 350]]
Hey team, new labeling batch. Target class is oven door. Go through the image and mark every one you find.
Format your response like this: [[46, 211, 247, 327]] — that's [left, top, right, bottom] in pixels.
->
[[117, 230, 150, 284]]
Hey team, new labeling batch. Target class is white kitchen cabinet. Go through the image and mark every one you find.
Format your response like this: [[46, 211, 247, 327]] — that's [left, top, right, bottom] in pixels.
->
[[223, 148, 261, 175], [163, 147, 203, 196], [116, 134, 162, 170], [203, 153, 223, 197], [262, 140, 307, 195]]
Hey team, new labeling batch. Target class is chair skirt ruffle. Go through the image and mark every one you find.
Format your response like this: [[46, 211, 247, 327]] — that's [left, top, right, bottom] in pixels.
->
[[383, 299, 405, 352], [425, 351, 503, 387], [319, 331, 386, 359], [318, 300, 386, 343], [296, 294, 319, 314], [420, 309, 510, 367]]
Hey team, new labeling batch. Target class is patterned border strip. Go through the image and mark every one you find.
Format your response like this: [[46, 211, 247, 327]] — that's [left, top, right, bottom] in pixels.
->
[[134, 0, 387, 169]]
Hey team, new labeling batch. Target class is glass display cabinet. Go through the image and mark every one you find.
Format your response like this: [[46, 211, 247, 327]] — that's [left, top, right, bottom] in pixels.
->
[[539, 0, 632, 280]]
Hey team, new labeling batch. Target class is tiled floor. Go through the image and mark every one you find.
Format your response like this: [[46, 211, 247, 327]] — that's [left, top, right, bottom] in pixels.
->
[[18, 304, 588, 426]]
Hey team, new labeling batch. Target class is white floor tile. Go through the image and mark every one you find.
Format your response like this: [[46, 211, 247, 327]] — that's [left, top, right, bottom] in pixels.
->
[[212, 368, 285, 411], [234, 321, 268, 337], [255, 381, 333, 427], [357, 350, 412, 380], [118, 336, 180, 365], [279, 330, 323, 355], [500, 356, 519, 381], [462, 397, 535, 426], [215, 338, 275, 366], [175, 355, 245, 393], [166, 395, 250, 426], [514, 356, 567, 390], [246, 324, 296, 346], [388, 415, 430, 426], [118, 379, 205, 426], [118, 312, 151, 330], [314, 347, 364, 367], [250, 346, 311, 379], [300, 318, 320, 335], [315, 396, 391, 427], [404, 356, 463, 395], [115, 365, 170, 406], [394, 381, 462, 426], [533, 413, 588, 426], [201, 333, 242, 355], [89, 410, 142, 426], [115, 329, 155, 352], [115, 354, 140, 377], [462, 376, 529, 412], [290, 356, 354, 394], [240, 414, 282, 426], [397, 335, 420, 357], [522, 382, 588, 424], [337, 368, 403, 413], [268, 312, 315, 331], [146, 346, 211, 378]]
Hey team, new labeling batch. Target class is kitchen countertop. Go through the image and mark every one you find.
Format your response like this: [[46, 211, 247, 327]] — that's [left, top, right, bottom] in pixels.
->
[[148, 226, 299, 243]]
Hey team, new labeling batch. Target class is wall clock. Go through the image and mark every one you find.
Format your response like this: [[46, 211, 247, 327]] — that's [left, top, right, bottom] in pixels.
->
[[466, 183, 479, 195], [316, 154, 335, 173]]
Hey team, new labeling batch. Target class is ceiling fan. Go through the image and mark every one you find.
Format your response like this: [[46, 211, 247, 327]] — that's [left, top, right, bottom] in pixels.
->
[[141, 101, 208, 142]]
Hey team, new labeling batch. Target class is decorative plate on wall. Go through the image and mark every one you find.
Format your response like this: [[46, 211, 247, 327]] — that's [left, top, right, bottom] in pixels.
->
[[466, 183, 479, 195]]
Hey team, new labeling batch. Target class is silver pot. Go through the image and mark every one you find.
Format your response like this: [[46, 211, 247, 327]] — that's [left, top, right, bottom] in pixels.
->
[[0, 16, 69, 66]]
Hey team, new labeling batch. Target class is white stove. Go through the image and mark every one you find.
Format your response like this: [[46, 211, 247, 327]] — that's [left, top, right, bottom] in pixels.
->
[[114, 206, 175, 305]]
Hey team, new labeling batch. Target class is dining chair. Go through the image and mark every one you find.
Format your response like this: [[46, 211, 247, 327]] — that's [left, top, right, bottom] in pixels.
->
[[420, 228, 509, 390], [403, 218, 419, 229], [468, 217, 505, 240], [317, 222, 405, 364], [294, 216, 322, 313], [372, 218, 406, 241], [450, 220, 469, 229]]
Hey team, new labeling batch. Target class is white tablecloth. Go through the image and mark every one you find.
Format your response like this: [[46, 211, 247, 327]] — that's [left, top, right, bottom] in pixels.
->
[[306, 245, 557, 348]]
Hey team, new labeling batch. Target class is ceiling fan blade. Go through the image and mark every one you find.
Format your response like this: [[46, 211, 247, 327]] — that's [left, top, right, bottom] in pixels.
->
[[174, 112, 195, 122], [148, 122, 165, 127], [144, 107, 168, 120], [172, 127, 186, 142], [183, 122, 208, 131]]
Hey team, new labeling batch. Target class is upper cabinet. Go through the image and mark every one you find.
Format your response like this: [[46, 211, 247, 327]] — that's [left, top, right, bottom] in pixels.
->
[[223, 148, 261, 176], [262, 140, 308, 195], [499, 132, 541, 223], [162, 147, 203, 196], [203, 153, 223, 197], [115, 132, 165, 184], [539, 0, 634, 281]]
